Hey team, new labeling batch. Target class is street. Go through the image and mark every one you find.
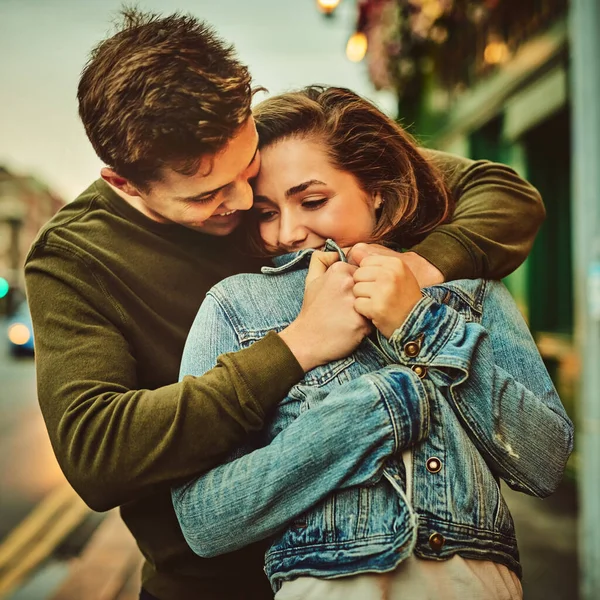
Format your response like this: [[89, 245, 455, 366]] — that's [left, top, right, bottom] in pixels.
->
[[0, 316, 580, 599], [0, 319, 105, 600], [0, 322, 65, 543]]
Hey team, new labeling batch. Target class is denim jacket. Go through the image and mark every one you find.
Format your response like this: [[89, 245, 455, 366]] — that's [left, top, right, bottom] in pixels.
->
[[172, 242, 573, 592]]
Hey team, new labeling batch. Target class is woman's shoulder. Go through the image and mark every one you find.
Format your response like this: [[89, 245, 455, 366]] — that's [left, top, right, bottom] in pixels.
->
[[206, 269, 307, 325], [425, 278, 488, 312], [425, 278, 519, 320]]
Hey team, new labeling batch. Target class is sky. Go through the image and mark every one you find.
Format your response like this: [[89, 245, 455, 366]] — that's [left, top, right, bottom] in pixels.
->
[[0, 0, 395, 200]]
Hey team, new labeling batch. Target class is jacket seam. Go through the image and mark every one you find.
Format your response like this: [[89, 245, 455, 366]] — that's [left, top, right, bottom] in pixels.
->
[[206, 291, 263, 413], [26, 194, 101, 262]]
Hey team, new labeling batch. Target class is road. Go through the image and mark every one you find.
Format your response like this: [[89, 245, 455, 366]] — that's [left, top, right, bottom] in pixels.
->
[[0, 319, 104, 600], [0, 324, 66, 544]]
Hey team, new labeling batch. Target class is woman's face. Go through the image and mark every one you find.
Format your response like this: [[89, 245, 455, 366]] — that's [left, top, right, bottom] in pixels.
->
[[252, 137, 380, 252]]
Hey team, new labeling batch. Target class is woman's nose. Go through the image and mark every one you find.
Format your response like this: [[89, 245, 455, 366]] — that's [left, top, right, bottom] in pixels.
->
[[279, 217, 308, 248]]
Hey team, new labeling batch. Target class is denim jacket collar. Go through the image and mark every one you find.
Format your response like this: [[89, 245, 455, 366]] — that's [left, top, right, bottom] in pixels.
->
[[261, 239, 485, 313], [262, 239, 347, 275]]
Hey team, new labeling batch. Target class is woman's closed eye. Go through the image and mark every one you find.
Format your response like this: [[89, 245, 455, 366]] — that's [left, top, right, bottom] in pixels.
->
[[301, 197, 328, 210], [255, 209, 278, 222]]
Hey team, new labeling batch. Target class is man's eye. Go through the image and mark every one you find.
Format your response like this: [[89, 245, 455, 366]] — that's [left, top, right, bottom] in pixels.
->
[[189, 191, 218, 204]]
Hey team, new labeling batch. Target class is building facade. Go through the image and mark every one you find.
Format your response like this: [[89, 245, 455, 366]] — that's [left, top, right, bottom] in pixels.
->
[[0, 166, 64, 313]]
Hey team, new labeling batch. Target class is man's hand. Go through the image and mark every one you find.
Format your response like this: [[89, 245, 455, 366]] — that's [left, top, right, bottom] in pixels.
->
[[279, 251, 371, 372], [347, 243, 444, 288], [353, 254, 423, 339]]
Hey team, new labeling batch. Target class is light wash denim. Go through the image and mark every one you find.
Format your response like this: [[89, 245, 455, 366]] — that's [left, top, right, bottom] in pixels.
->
[[172, 241, 573, 592]]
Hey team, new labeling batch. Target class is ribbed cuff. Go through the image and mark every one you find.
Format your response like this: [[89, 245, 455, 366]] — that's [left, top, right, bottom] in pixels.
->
[[224, 331, 304, 416]]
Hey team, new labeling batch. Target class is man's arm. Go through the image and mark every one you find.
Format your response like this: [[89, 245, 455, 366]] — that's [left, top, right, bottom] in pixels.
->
[[411, 149, 545, 282], [25, 245, 364, 512]]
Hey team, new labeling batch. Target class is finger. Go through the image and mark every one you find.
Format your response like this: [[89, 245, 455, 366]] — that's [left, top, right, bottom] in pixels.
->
[[354, 297, 374, 320], [305, 251, 340, 286], [353, 282, 374, 298], [346, 242, 372, 266], [353, 266, 382, 283], [362, 243, 403, 258], [359, 254, 401, 269], [328, 261, 357, 274]]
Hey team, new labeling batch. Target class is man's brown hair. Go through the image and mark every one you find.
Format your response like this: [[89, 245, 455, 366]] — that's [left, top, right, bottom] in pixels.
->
[[252, 86, 454, 250], [78, 7, 253, 189]]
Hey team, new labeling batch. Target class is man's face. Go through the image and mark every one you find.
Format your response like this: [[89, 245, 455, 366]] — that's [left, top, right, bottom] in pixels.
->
[[136, 117, 261, 236]]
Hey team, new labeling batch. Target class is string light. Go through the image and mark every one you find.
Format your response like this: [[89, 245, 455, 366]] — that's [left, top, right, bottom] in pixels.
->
[[346, 31, 368, 62], [484, 40, 510, 64], [317, 0, 341, 16], [8, 323, 31, 346]]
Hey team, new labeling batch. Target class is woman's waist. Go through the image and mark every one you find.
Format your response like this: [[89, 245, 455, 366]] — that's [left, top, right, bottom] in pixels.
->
[[265, 512, 520, 590]]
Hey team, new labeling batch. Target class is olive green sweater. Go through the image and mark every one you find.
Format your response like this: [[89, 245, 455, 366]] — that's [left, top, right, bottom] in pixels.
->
[[24, 151, 543, 600]]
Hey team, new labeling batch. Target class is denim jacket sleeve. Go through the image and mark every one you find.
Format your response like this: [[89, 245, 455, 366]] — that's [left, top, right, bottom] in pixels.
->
[[172, 293, 431, 558], [378, 281, 574, 498]]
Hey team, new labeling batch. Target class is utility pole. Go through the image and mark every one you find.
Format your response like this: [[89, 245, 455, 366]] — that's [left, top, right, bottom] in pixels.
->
[[570, 1, 600, 598]]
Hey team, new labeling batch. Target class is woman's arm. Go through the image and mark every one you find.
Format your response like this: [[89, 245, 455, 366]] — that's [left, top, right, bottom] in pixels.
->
[[353, 254, 572, 496], [449, 281, 573, 496], [377, 280, 574, 497], [411, 149, 545, 282], [173, 365, 429, 558], [172, 290, 430, 558]]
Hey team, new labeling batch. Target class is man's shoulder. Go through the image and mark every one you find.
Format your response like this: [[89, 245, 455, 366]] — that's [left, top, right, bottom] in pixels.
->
[[28, 180, 112, 257]]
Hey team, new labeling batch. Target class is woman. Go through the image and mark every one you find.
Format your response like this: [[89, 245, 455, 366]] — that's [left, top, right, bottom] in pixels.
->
[[172, 86, 573, 599]]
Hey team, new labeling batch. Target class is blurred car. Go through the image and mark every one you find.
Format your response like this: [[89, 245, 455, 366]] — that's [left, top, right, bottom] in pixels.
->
[[7, 301, 34, 355]]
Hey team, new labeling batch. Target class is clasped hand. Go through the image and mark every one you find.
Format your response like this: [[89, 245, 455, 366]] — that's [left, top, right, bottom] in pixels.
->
[[280, 243, 433, 372]]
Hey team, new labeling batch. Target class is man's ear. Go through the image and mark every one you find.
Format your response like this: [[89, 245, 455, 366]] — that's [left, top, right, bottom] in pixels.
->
[[100, 167, 141, 197]]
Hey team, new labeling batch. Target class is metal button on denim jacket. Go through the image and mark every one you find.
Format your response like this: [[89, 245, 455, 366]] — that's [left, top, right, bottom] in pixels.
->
[[172, 240, 574, 591]]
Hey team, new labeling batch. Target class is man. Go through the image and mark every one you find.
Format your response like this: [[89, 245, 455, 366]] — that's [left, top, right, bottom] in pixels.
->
[[25, 9, 544, 600]]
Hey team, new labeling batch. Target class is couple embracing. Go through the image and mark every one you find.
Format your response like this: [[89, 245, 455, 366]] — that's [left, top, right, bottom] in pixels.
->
[[26, 8, 572, 600]]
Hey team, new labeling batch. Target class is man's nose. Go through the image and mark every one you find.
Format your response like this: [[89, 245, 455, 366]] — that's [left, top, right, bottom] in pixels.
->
[[227, 181, 254, 212]]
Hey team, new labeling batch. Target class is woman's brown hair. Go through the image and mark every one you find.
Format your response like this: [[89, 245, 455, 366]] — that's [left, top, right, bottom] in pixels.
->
[[252, 85, 453, 249]]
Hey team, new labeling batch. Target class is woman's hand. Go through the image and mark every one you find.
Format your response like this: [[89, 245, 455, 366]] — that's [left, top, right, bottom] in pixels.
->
[[352, 253, 423, 338], [347, 243, 444, 288], [280, 251, 371, 371]]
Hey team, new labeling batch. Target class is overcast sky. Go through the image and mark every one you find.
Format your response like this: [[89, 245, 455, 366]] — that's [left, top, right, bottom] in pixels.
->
[[0, 0, 394, 200]]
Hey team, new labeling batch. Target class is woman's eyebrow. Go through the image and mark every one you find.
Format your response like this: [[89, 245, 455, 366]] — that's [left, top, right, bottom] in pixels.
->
[[285, 180, 326, 198], [252, 195, 275, 206]]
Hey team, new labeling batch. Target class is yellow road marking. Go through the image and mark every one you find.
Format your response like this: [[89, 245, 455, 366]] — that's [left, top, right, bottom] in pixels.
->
[[0, 484, 92, 598]]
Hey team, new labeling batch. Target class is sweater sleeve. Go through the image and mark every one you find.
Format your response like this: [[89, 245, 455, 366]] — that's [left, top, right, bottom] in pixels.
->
[[413, 149, 545, 281], [25, 242, 303, 512]]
